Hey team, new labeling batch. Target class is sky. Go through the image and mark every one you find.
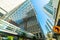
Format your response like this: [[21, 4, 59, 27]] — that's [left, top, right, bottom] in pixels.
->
[[31, 0, 50, 35], [0, 0, 26, 13]]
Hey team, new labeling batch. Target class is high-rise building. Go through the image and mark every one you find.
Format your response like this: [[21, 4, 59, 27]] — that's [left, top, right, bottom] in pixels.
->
[[0, 0, 43, 39], [0, 0, 42, 40], [31, 0, 60, 39], [55, 0, 60, 26], [43, 0, 59, 33], [5, 0, 35, 29]]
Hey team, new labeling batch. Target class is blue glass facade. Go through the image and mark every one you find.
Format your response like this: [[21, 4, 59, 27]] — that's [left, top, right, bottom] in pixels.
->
[[9, 0, 33, 25]]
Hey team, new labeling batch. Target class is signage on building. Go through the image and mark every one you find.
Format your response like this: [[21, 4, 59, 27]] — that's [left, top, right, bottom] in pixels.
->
[[53, 26, 60, 34]]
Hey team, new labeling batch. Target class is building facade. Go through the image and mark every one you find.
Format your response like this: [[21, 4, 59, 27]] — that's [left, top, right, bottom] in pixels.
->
[[55, 0, 60, 26], [43, 0, 59, 34], [31, 0, 60, 39], [0, 0, 43, 39]]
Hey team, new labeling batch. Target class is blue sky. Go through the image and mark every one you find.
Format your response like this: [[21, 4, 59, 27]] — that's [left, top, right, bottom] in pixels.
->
[[31, 0, 50, 35]]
